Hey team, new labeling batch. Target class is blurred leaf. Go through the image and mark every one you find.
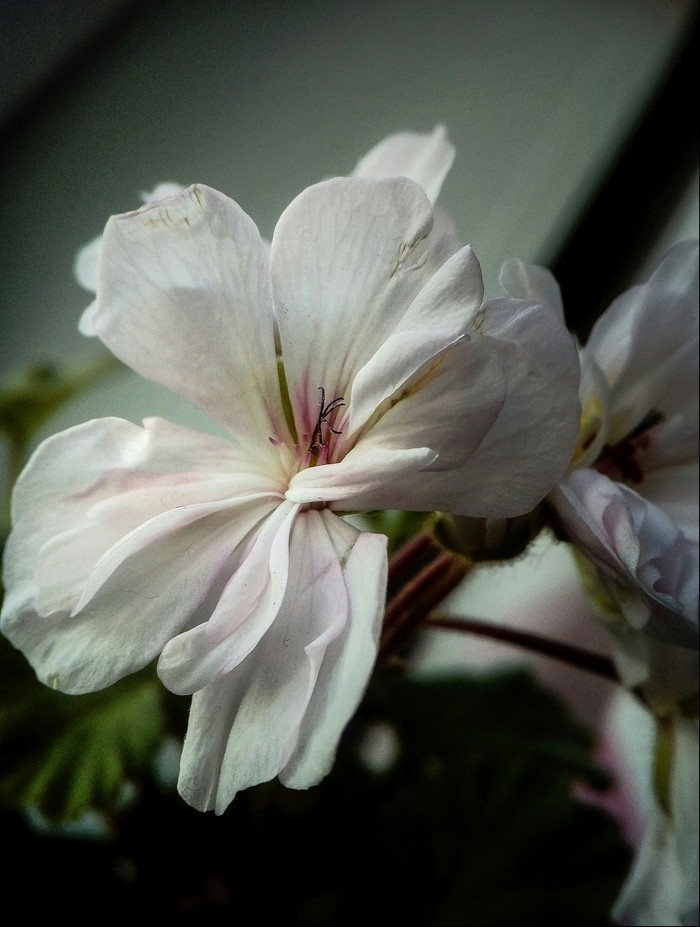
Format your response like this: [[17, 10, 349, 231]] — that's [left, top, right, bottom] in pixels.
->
[[0, 356, 119, 443], [0, 667, 631, 920], [293, 670, 630, 925], [0, 636, 166, 822]]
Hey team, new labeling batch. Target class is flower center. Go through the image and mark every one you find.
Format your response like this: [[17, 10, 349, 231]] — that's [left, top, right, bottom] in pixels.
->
[[309, 386, 345, 457], [595, 408, 663, 485]]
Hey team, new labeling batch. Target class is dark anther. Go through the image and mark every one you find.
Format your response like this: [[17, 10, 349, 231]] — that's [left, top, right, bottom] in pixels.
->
[[596, 407, 664, 485], [310, 386, 345, 449]]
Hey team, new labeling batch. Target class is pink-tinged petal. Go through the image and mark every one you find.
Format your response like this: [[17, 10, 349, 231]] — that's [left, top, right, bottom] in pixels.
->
[[92, 184, 287, 446], [176, 509, 366, 812], [286, 445, 437, 507], [552, 469, 699, 649], [290, 294, 580, 519], [281, 515, 386, 788], [157, 500, 299, 694], [351, 124, 455, 205], [273, 176, 461, 434], [585, 240, 699, 448], [1, 496, 277, 694], [76, 184, 187, 334], [0, 416, 282, 692]]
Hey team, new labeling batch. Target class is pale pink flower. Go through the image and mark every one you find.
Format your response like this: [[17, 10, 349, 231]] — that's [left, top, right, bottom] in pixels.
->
[[1, 148, 579, 813]]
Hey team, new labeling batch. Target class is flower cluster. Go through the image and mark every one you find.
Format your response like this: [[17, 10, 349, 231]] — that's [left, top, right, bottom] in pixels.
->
[[499, 244, 699, 925]]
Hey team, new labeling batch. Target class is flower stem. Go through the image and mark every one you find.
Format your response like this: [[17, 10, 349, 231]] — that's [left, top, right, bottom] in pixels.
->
[[427, 614, 619, 682], [380, 536, 471, 664]]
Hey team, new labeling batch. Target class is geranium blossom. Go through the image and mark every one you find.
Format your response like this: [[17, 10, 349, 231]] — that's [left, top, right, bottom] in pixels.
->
[[1, 143, 580, 813], [500, 242, 699, 708]]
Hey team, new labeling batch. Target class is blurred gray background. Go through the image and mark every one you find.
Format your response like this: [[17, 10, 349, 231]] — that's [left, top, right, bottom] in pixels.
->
[[1, 1, 696, 383]]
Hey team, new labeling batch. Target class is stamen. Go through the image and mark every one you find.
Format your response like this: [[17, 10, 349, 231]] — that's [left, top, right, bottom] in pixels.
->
[[596, 407, 663, 485], [310, 386, 345, 450]]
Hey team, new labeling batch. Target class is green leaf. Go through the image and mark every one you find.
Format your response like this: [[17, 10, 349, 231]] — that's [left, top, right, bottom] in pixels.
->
[[0, 355, 122, 447], [292, 670, 631, 925], [0, 636, 166, 822]]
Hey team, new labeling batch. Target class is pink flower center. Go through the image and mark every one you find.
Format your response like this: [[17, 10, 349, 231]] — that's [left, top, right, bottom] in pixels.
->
[[595, 408, 663, 485]]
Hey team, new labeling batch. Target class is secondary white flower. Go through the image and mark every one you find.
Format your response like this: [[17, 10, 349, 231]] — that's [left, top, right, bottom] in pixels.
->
[[501, 243, 699, 709], [501, 244, 698, 927], [609, 699, 699, 927], [1, 170, 579, 814]]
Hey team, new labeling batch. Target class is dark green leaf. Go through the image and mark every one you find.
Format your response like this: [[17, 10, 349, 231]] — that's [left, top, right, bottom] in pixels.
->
[[0, 636, 166, 821]]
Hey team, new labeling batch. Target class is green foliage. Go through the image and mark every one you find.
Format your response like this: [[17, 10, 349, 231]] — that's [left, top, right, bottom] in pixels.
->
[[0, 356, 118, 446], [1, 668, 631, 921], [0, 636, 166, 821]]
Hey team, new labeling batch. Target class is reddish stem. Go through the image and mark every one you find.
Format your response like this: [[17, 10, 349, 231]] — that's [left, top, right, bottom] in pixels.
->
[[427, 614, 619, 682]]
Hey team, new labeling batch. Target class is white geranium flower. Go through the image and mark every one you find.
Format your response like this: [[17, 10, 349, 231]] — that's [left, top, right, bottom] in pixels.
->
[[501, 242, 699, 709], [1, 167, 580, 814]]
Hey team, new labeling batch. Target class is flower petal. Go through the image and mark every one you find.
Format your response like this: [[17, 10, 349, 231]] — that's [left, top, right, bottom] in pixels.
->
[[351, 124, 455, 204], [74, 235, 101, 294], [498, 257, 565, 319], [280, 514, 386, 788], [342, 244, 484, 440], [91, 184, 287, 446], [273, 176, 459, 437], [176, 509, 376, 812], [552, 469, 699, 648], [157, 500, 299, 694], [288, 293, 580, 518], [643, 460, 699, 542], [585, 239, 699, 449], [613, 715, 699, 927], [0, 416, 281, 693]]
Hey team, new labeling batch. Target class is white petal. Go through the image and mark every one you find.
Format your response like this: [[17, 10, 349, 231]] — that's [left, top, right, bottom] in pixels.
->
[[76, 184, 186, 334], [157, 500, 299, 694], [0, 416, 281, 693], [280, 515, 386, 787], [552, 469, 699, 648], [643, 460, 699, 542], [92, 184, 287, 446], [286, 444, 437, 507], [177, 509, 371, 812], [74, 235, 101, 293], [273, 176, 454, 437], [343, 245, 484, 440], [614, 715, 699, 927], [2, 497, 276, 694], [139, 182, 185, 203], [498, 257, 565, 319], [351, 124, 455, 204], [585, 240, 699, 450]]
